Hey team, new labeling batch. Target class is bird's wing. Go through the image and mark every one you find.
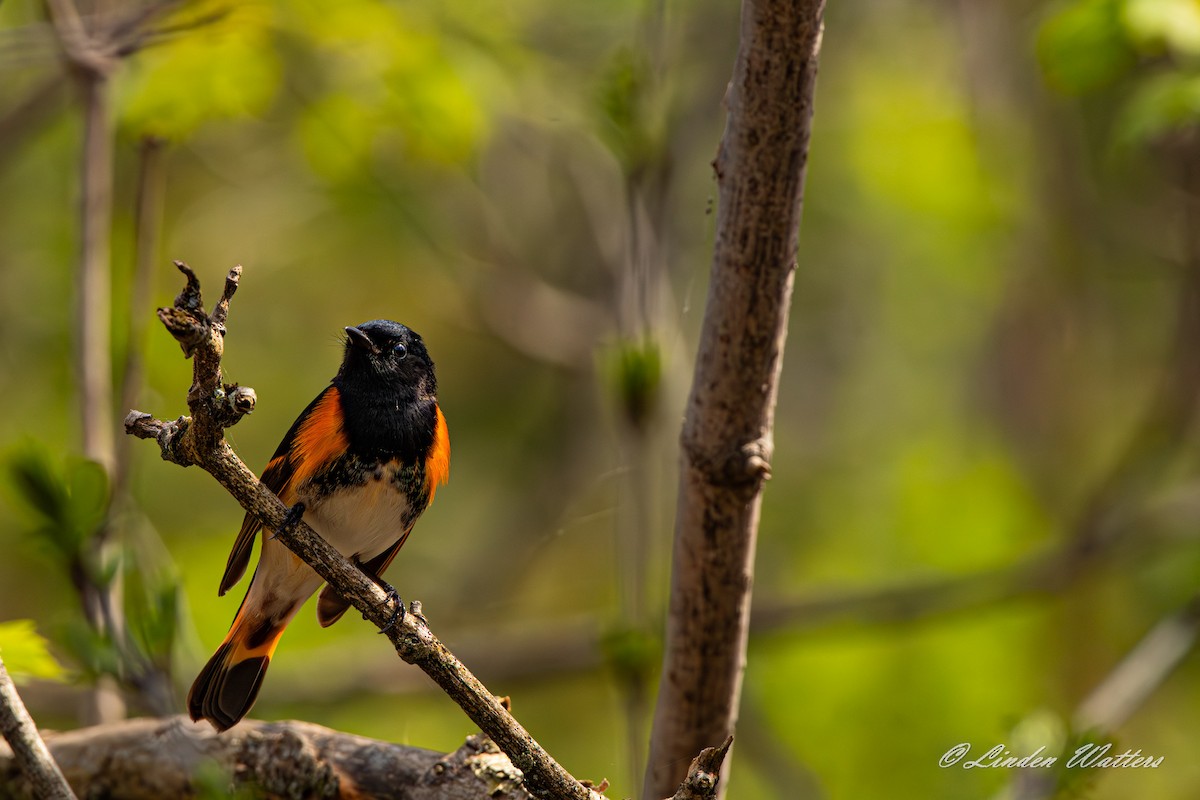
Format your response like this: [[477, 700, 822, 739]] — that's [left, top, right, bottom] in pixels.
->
[[217, 384, 342, 596], [315, 527, 413, 627]]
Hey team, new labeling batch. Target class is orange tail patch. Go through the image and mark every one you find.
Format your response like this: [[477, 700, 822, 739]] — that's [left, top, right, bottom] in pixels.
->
[[188, 604, 288, 732]]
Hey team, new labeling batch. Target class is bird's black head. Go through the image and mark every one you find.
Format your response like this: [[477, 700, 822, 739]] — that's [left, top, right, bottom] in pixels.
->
[[337, 320, 437, 399]]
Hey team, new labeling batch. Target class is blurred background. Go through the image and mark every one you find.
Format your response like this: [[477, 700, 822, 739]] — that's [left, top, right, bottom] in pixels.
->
[[3, 0, 1200, 798]]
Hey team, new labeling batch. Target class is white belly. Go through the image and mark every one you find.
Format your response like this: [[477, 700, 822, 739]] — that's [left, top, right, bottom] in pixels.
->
[[305, 476, 414, 562], [247, 473, 414, 616]]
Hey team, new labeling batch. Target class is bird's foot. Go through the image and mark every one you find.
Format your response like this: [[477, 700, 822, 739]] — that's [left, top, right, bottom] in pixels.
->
[[270, 502, 306, 540], [372, 579, 405, 633]]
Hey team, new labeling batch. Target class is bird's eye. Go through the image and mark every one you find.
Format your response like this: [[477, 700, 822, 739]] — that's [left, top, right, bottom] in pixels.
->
[[393, 342, 408, 359]]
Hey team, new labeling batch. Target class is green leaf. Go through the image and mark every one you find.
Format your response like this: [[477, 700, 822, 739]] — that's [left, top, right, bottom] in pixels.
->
[[600, 625, 660, 683], [66, 458, 110, 539], [144, 582, 181, 660], [604, 338, 662, 430], [6, 446, 110, 562], [284, 0, 488, 177], [58, 620, 122, 681], [8, 446, 69, 527], [596, 47, 653, 171], [0, 620, 67, 683], [93, 545, 123, 590], [8, 446, 80, 558], [1117, 70, 1200, 144], [119, 3, 281, 140], [126, 569, 182, 665], [1122, 0, 1200, 57], [1038, 0, 1138, 93]]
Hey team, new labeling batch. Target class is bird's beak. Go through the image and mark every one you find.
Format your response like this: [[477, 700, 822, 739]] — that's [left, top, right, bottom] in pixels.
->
[[344, 326, 378, 354]]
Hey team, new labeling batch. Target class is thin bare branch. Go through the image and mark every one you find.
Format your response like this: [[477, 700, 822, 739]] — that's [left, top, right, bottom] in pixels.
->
[[46, 0, 193, 70], [1000, 595, 1200, 800], [1074, 595, 1200, 733], [45, 0, 128, 725], [45, 0, 115, 75], [0, 657, 77, 800], [104, 0, 190, 49], [114, 136, 167, 500], [70, 45, 116, 476], [751, 533, 1126, 635]]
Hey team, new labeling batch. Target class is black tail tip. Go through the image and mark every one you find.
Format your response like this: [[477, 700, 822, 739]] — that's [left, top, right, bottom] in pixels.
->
[[187, 643, 270, 733]]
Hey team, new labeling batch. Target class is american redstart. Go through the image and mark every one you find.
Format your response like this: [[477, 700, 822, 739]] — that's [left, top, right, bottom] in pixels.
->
[[188, 320, 449, 731]]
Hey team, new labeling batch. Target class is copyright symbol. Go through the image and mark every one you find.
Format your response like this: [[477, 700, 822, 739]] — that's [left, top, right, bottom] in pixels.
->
[[939, 743, 971, 768]]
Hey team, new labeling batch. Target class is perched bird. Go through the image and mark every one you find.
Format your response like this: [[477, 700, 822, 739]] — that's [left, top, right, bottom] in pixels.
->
[[188, 320, 449, 731]]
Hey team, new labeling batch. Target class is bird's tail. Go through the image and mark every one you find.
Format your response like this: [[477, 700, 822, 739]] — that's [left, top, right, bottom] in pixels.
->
[[187, 600, 289, 732]]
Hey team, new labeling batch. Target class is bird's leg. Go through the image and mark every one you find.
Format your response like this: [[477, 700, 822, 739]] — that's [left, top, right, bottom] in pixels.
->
[[369, 577, 405, 633]]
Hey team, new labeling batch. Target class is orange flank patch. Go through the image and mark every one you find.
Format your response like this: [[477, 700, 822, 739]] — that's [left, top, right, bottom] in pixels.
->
[[425, 405, 450, 501], [290, 387, 349, 492]]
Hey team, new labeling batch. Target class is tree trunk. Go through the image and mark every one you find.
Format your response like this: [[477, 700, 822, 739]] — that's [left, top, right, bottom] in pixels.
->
[[643, 1, 826, 797]]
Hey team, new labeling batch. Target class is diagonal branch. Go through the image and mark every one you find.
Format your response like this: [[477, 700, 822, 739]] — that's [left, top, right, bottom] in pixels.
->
[[1073, 594, 1200, 735], [0, 656, 76, 800], [124, 262, 604, 800], [998, 594, 1200, 800]]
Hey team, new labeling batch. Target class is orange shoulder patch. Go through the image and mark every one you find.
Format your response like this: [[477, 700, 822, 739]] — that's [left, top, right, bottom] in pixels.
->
[[291, 387, 349, 490], [425, 405, 450, 502]]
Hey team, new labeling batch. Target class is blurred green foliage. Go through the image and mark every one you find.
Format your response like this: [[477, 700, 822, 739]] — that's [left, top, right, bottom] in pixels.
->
[[597, 46, 660, 177], [0, 620, 67, 683], [7, 446, 110, 570], [603, 337, 662, 431], [600, 623, 661, 686], [1038, 0, 1138, 93], [2, 0, 1200, 798], [1039, 0, 1200, 144], [5, 442, 178, 709], [120, 4, 280, 140]]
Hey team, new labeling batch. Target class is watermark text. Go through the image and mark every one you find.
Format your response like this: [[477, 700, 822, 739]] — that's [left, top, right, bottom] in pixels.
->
[[939, 742, 1164, 770]]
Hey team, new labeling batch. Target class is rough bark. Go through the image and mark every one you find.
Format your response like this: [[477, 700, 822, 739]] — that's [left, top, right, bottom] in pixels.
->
[[0, 716, 532, 800], [643, 1, 825, 798], [670, 737, 733, 800], [125, 263, 604, 800]]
